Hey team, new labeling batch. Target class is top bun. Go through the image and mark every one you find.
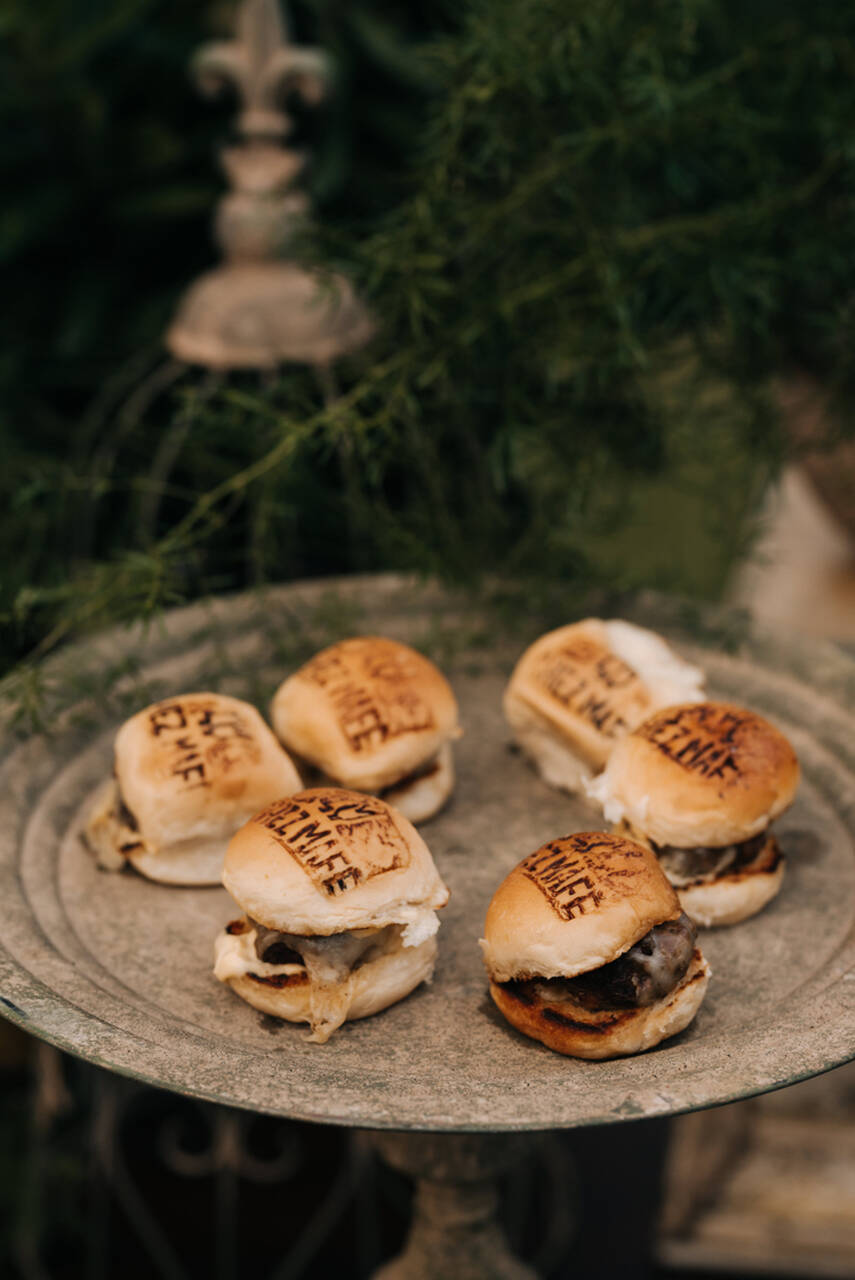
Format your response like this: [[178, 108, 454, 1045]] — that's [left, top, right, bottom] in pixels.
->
[[115, 692, 302, 851], [271, 637, 460, 791], [481, 831, 681, 984], [223, 787, 449, 935], [593, 702, 800, 848], [503, 620, 704, 770]]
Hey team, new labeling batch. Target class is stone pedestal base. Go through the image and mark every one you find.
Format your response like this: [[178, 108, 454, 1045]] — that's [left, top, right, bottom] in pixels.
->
[[368, 1132, 538, 1280]]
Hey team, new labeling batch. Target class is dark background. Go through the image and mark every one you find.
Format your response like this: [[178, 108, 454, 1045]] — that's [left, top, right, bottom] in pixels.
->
[[0, 1051, 782, 1280]]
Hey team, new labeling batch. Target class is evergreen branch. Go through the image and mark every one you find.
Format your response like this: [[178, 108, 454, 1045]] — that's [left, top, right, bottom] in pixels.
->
[[159, 354, 405, 551], [616, 155, 842, 252]]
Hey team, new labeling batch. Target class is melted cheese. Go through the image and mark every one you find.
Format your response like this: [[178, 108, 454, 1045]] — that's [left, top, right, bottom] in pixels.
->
[[84, 779, 144, 870], [306, 973, 357, 1044], [398, 907, 440, 949], [214, 929, 304, 983], [214, 918, 436, 1045]]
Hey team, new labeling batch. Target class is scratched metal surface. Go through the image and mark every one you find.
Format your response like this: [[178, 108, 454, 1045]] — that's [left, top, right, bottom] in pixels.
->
[[1, 574, 854, 1131]]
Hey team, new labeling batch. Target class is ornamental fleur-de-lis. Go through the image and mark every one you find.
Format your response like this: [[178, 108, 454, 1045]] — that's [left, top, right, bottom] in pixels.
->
[[194, 0, 329, 140], [166, 0, 373, 368]]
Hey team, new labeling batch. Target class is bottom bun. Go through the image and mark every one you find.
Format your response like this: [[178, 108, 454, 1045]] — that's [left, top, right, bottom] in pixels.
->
[[84, 778, 226, 886], [504, 696, 595, 795], [382, 742, 454, 825], [490, 949, 710, 1061], [222, 934, 437, 1033], [126, 840, 227, 886], [675, 835, 785, 928]]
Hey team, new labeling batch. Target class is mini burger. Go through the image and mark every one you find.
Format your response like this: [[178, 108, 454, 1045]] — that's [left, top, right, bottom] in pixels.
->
[[480, 831, 710, 1060], [589, 702, 800, 927], [270, 637, 461, 824], [84, 692, 302, 885], [214, 787, 449, 1042], [503, 620, 704, 795]]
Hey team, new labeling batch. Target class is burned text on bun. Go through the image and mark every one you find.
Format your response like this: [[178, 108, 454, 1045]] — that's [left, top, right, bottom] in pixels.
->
[[503, 620, 704, 795], [480, 832, 710, 1059], [84, 692, 302, 885], [271, 637, 461, 824], [590, 702, 800, 926], [215, 787, 449, 1042]]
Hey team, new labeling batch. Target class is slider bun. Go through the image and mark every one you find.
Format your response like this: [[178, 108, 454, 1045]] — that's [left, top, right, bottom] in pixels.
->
[[481, 832, 681, 984], [271, 637, 459, 792], [596, 702, 800, 847], [382, 741, 454, 825], [503, 620, 704, 780], [677, 834, 785, 927], [223, 787, 449, 935], [221, 934, 437, 1028], [114, 692, 302, 852], [125, 840, 232, 886], [489, 950, 710, 1060], [85, 779, 264, 887]]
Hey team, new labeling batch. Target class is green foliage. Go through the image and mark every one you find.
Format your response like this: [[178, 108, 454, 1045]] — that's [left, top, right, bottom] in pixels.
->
[[3, 0, 855, 686], [0, 0, 440, 666]]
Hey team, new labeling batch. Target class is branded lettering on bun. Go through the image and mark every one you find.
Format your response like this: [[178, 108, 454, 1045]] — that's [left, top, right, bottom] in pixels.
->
[[214, 787, 449, 1042], [480, 831, 710, 1059], [503, 620, 705, 796], [84, 692, 302, 885], [588, 702, 800, 927], [270, 637, 462, 824]]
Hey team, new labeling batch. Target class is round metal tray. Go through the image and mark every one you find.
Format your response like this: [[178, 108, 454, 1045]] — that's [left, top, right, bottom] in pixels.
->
[[1, 575, 854, 1131]]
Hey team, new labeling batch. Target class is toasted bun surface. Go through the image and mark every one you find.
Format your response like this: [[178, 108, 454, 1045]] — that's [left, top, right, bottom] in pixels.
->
[[503, 620, 704, 781], [271, 637, 459, 792], [222, 787, 449, 935], [85, 693, 302, 883], [676, 834, 785, 927], [480, 832, 681, 984], [489, 949, 710, 1060], [113, 693, 302, 848], [84, 777, 259, 886], [217, 931, 437, 1030], [593, 702, 800, 847]]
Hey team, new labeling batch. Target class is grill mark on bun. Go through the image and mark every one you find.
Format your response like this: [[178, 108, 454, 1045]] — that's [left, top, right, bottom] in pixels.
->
[[541, 1007, 629, 1035], [502, 981, 627, 1032], [247, 970, 308, 988], [501, 948, 705, 1035], [521, 832, 648, 922], [254, 790, 411, 898], [141, 696, 263, 793], [636, 705, 756, 781], [531, 636, 648, 738], [302, 639, 436, 753]]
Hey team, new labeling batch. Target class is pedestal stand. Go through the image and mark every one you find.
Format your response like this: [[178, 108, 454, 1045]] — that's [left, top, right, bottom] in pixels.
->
[[368, 1131, 538, 1280]]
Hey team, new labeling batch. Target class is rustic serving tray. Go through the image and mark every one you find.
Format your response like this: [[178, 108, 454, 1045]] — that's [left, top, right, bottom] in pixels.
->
[[1, 575, 853, 1130]]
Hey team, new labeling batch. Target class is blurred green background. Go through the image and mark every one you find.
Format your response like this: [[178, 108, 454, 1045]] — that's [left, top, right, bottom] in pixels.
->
[[3, 0, 855, 681]]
